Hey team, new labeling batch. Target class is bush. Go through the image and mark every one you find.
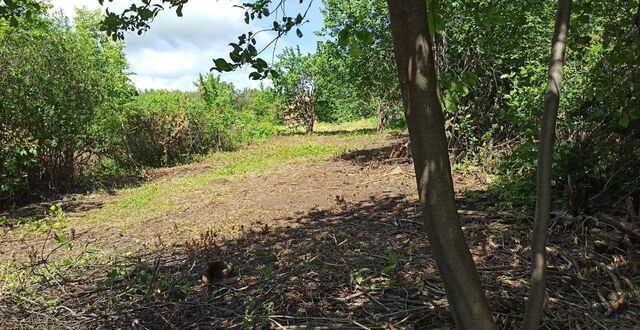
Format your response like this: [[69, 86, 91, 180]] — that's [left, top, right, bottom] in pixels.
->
[[0, 9, 132, 206], [112, 91, 232, 167], [109, 83, 281, 168], [0, 11, 282, 207]]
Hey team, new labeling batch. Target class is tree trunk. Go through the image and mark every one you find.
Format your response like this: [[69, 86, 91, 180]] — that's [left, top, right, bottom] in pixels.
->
[[523, 1, 572, 328], [386, 1, 495, 329], [377, 102, 384, 133]]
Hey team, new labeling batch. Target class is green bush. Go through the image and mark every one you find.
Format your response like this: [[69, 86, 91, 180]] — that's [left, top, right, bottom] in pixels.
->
[[112, 90, 231, 167], [109, 82, 281, 168], [0, 9, 132, 205]]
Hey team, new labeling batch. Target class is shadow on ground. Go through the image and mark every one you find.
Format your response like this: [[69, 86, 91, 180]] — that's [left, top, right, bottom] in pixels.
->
[[0, 172, 147, 224], [3, 191, 639, 329]]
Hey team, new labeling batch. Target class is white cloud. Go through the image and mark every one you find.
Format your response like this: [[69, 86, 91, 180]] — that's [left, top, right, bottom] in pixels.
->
[[48, 0, 272, 90]]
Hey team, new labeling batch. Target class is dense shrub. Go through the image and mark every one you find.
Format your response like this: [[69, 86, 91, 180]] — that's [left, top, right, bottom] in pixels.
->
[[481, 1, 640, 207], [107, 81, 280, 168], [0, 9, 132, 205], [0, 9, 280, 207], [113, 91, 228, 167]]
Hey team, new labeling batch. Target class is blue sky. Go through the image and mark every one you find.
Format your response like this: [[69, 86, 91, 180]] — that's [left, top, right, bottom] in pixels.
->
[[50, 0, 325, 90]]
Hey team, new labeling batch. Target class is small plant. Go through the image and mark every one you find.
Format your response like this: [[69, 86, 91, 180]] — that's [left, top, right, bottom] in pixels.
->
[[20, 204, 68, 233], [262, 300, 275, 315], [382, 252, 399, 275], [97, 157, 126, 177], [259, 265, 274, 279], [243, 295, 257, 327], [349, 268, 370, 286]]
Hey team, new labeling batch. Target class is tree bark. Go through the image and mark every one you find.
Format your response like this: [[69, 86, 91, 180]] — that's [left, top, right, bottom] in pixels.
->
[[386, 1, 495, 329], [523, 1, 572, 328]]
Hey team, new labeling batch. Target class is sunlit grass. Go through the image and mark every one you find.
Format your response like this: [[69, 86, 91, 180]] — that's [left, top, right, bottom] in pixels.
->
[[83, 140, 343, 227], [275, 117, 380, 135], [3, 120, 390, 233], [314, 117, 377, 132]]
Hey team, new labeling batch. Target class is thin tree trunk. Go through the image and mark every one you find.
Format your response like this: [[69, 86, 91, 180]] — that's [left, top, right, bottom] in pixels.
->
[[386, 1, 495, 329], [523, 1, 572, 328]]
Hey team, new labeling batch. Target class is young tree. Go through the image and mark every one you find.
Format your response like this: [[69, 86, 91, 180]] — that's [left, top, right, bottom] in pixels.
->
[[386, 1, 495, 328], [523, 1, 572, 328], [273, 47, 318, 133]]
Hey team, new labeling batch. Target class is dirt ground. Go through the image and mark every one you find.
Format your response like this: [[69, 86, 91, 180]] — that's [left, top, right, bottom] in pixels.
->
[[1, 132, 639, 329]]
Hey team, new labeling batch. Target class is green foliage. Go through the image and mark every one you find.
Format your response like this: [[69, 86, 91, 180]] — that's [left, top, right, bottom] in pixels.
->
[[112, 90, 230, 167], [0, 0, 42, 27], [259, 265, 274, 279], [236, 87, 282, 122], [106, 75, 281, 168], [0, 9, 133, 205], [313, 0, 639, 206], [488, 0, 640, 205], [273, 47, 318, 131], [3, 0, 638, 211], [315, 0, 401, 123], [349, 267, 370, 286]]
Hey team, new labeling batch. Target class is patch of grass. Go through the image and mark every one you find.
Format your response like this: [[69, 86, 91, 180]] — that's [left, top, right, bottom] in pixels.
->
[[83, 140, 342, 227], [3, 205, 68, 235], [487, 173, 536, 210], [314, 117, 377, 132]]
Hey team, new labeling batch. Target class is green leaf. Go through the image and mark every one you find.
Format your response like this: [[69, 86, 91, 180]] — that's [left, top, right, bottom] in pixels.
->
[[296, 28, 303, 38], [254, 58, 268, 70], [247, 44, 257, 56], [461, 71, 480, 85], [54, 232, 67, 244], [618, 114, 630, 128], [249, 72, 262, 80], [140, 8, 153, 20], [259, 266, 273, 278], [213, 58, 232, 72], [349, 45, 361, 58], [355, 30, 374, 45], [338, 27, 350, 48]]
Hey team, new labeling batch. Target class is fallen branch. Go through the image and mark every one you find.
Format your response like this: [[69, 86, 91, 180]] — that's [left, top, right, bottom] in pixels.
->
[[595, 213, 640, 242]]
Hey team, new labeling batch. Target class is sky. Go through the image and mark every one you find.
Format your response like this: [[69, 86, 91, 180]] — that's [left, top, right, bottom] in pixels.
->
[[48, 0, 325, 91]]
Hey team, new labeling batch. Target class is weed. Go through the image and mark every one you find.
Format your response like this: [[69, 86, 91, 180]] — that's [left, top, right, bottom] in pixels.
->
[[262, 300, 275, 314], [259, 265, 274, 279], [382, 252, 399, 276], [350, 268, 370, 286]]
